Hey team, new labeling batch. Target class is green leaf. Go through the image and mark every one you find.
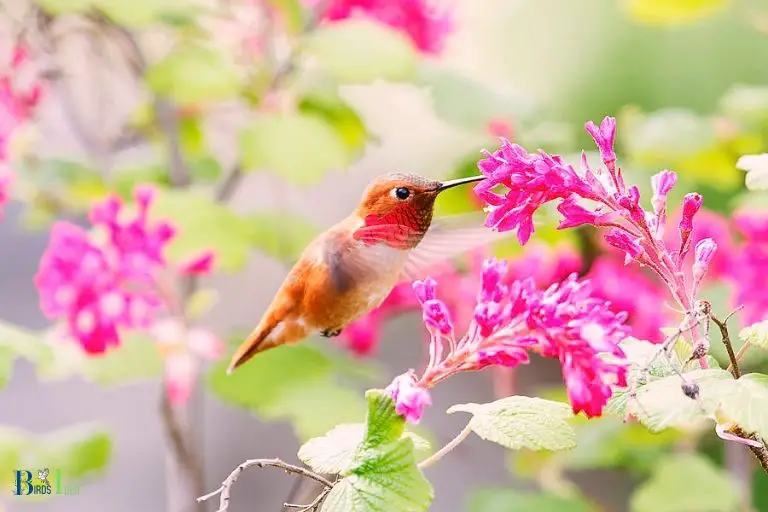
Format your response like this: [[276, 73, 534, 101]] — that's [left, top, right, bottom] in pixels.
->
[[718, 373, 768, 439], [207, 343, 371, 441], [630, 453, 740, 512], [298, 90, 370, 154], [306, 19, 419, 84], [0, 322, 54, 389], [468, 488, 595, 512], [37, 333, 163, 386], [415, 62, 535, 130], [739, 320, 768, 350], [448, 396, 576, 451], [624, 0, 729, 27], [317, 390, 433, 512], [0, 423, 111, 491], [146, 44, 241, 105], [248, 211, 321, 264], [239, 113, 349, 185], [626, 369, 735, 432], [148, 188, 256, 271], [185, 289, 220, 321], [299, 423, 431, 474]]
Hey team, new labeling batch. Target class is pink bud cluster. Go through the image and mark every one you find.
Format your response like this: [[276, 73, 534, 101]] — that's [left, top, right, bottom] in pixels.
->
[[474, 117, 718, 354], [35, 185, 215, 354], [313, 0, 452, 55], [385, 257, 630, 424]]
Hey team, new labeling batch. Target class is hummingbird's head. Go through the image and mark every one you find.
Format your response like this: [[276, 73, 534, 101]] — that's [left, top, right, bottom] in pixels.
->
[[354, 172, 485, 248]]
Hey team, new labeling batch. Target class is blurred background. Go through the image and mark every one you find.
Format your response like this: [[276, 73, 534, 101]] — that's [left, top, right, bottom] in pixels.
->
[[1, 0, 768, 511]]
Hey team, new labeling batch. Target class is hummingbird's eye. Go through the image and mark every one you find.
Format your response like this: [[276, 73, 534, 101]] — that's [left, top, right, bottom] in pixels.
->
[[393, 187, 410, 200]]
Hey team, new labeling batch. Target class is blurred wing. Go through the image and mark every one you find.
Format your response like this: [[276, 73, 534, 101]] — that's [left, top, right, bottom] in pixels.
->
[[400, 213, 508, 282]]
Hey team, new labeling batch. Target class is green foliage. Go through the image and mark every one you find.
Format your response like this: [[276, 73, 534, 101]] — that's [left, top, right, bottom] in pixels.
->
[[35, 0, 197, 27], [0, 322, 51, 389], [305, 19, 419, 84], [146, 44, 241, 105], [148, 188, 257, 271], [630, 453, 740, 512], [467, 488, 595, 512], [623, 0, 729, 27], [239, 113, 349, 185], [298, 88, 371, 155], [414, 63, 535, 131], [718, 373, 768, 440], [185, 289, 219, 321], [248, 211, 321, 264], [298, 390, 432, 512], [207, 343, 378, 441], [739, 320, 768, 350], [447, 396, 576, 451], [0, 423, 111, 491]]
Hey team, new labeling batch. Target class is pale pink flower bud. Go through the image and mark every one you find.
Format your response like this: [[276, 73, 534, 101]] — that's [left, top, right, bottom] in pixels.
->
[[385, 372, 432, 424], [693, 238, 717, 284], [651, 170, 677, 214]]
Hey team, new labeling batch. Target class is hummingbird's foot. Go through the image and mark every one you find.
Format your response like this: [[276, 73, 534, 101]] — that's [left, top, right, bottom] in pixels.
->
[[321, 328, 343, 338]]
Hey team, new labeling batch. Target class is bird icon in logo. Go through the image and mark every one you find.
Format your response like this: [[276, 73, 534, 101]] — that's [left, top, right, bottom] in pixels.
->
[[37, 468, 50, 488]]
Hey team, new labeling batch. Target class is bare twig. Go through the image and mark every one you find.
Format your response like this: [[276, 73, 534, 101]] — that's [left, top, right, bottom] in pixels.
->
[[198, 459, 333, 512], [710, 305, 745, 379], [159, 388, 205, 502], [729, 341, 752, 374], [418, 423, 473, 469], [731, 426, 768, 475], [283, 487, 331, 512]]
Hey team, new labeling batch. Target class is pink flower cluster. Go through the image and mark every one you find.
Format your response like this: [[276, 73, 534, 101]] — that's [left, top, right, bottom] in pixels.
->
[[731, 210, 768, 324], [341, 243, 580, 356], [474, 117, 718, 354], [314, 0, 452, 54], [35, 186, 214, 354], [1, 46, 43, 218], [385, 257, 630, 423]]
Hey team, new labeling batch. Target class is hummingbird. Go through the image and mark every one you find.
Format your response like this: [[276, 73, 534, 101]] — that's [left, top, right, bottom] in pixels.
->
[[227, 172, 499, 374]]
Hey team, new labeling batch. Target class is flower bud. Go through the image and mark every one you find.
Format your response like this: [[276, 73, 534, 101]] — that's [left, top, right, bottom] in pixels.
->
[[604, 228, 644, 265], [422, 299, 453, 336], [385, 372, 432, 424], [651, 170, 677, 214], [679, 193, 703, 235], [585, 117, 616, 164], [413, 277, 438, 304], [692, 238, 717, 284]]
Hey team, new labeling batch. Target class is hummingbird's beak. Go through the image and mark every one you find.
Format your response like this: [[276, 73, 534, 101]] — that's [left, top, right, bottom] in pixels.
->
[[436, 174, 486, 193]]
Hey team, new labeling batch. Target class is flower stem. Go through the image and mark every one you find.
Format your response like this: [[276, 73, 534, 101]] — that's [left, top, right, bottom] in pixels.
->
[[417, 423, 473, 469], [711, 312, 741, 378], [729, 341, 752, 375]]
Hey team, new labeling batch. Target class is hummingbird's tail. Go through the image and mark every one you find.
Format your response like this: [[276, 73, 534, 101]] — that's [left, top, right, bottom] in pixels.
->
[[226, 312, 310, 375]]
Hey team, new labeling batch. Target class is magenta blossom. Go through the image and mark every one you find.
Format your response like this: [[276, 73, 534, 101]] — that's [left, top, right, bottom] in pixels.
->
[[35, 186, 216, 354], [474, 117, 715, 363], [731, 209, 768, 324], [314, 0, 452, 55], [385, 371, 432, 424], [385, 258, 630, 422]]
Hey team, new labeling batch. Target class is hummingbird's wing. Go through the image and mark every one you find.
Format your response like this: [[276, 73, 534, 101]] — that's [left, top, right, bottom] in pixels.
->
[[399, 213, 509, 282]]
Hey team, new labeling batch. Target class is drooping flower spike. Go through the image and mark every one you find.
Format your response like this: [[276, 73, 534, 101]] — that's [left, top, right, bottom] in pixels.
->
[[386, 258, 630, 423]]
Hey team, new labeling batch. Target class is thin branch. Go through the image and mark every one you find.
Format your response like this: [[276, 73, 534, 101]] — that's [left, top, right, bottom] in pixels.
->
[[731, 426, 768, 475], [418, 423, 473, 469], [710, 306, 744, 379], [729, 341, 752, 374], [198, 459, 333, 512], [283, 487, 331, 512], [159, 388, 205, 497]]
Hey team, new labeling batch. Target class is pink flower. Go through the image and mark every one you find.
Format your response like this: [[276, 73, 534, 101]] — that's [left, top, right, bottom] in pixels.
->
[[664, 208, 734, 280], [651, 170, 677, 215], [678, 192, 703, 259], [692, 238, 717, 285], [316, 0, 452, 55], [35, 185, 215, 354], [385, 371, 432, 424], [384, 257, 630, 422], [731, 209, 768, 324], [586, 256, 668, 343], [604, 228, 643, 264], [153, 319, 224, 405], [585, 117, 617, 166], [179, 251, 216, 275]]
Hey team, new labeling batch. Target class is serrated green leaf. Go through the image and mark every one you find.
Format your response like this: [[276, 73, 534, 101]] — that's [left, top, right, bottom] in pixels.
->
[[239, 113, 349, 185], [739, 320, 768, 349], [415, 62, 534, 130], [148, 188, 256, 271], [448, 396, 576, 451], [0, 423, 111, 492], [306, 19, 418, 84], [299, 423, 431, 474], [719, 373, 768, 439], [630, 453, 740, 512], [146, 44, 241, 105], [318, 390, 432, 512], [624, 0, 729, 27], [468, 488, 595, 512], [248, 211, 320, 264], [627, 369, 735, 432]]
